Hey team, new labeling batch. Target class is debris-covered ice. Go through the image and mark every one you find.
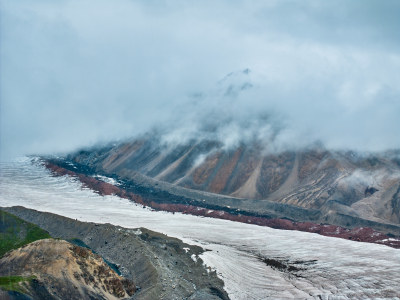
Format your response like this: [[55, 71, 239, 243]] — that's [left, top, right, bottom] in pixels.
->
[[1, 158, 400, 300]]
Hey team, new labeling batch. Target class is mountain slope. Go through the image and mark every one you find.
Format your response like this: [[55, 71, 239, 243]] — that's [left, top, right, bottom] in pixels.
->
[[70, 138, 400, 227], [0, 239, 135, 300], [2, 206, 230, 300], [0, 210, 51, 257], [0, 210, 135, 300]]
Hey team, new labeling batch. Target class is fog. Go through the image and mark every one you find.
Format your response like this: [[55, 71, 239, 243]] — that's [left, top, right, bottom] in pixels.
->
[[1, 0, 400, 160]]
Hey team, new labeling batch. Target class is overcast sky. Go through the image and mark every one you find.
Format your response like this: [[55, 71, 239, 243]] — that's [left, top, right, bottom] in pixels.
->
[[1, 0, 400, 160]]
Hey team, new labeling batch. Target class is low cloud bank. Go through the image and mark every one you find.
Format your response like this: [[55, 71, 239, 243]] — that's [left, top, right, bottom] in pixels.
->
[[1, 1, 400, 159]]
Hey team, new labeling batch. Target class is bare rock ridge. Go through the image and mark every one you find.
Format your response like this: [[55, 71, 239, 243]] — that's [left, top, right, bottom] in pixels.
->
[[0, 209, 135, 300], [0, 239, 135, 300], [67, 138, 400, 232], [1, 207, 230, 300]]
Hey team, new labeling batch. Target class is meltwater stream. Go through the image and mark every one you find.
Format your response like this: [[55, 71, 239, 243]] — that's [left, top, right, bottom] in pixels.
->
[[0, 157, 399, 299]]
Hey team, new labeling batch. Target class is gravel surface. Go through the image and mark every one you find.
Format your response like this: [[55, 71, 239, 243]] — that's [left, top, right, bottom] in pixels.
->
[[2, 206, 229, 300]]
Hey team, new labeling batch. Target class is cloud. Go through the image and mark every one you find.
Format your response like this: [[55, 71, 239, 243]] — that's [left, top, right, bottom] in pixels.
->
[[1, 0, 400, 159]]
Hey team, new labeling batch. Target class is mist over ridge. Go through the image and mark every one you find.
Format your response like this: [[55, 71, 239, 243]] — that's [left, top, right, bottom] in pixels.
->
[[2, 3, 400, 299], [1, 0, 400, 159], [119, 67, 400, 156]]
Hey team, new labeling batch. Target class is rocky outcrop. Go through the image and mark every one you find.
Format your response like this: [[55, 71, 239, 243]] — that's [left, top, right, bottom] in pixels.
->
[[0, 239, 135, 300], [2, 207, 230, 300]]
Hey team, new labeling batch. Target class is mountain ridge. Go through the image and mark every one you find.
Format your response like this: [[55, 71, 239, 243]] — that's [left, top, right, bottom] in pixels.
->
[[69, 138, 400, 228]]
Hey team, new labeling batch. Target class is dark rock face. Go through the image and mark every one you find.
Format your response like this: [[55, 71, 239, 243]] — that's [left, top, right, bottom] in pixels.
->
[[365, 187, 379, 197]]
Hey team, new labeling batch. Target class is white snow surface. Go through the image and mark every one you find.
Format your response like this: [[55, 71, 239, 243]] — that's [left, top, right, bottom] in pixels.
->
[[93, 174, 121, 186], [0, 157, 399, 299]]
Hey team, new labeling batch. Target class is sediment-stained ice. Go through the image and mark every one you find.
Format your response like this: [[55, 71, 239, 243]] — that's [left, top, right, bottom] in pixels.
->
[[1, 158, 399, 299]]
